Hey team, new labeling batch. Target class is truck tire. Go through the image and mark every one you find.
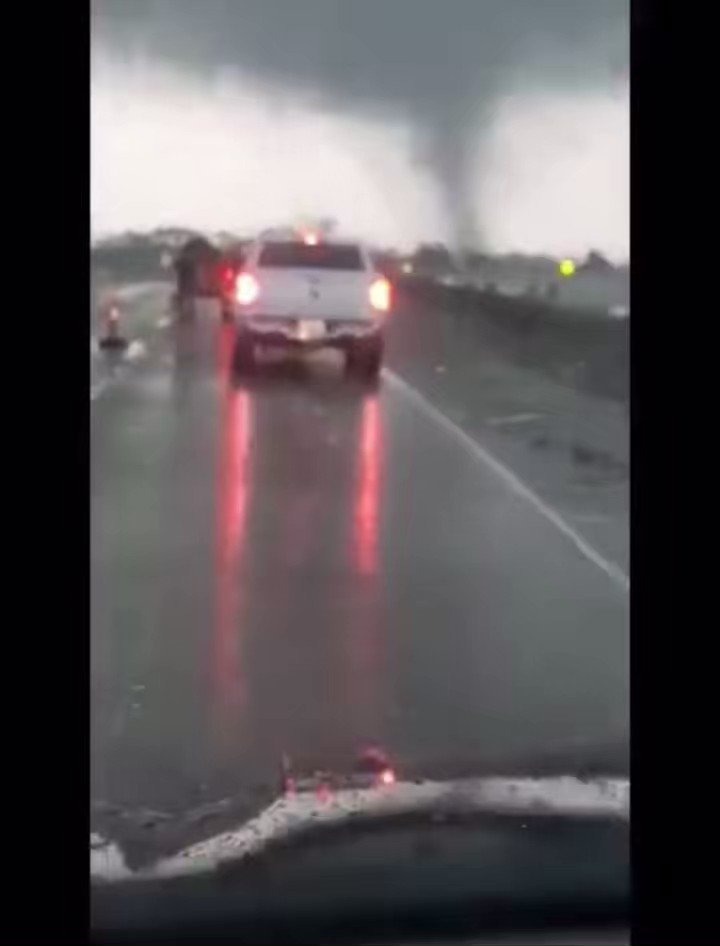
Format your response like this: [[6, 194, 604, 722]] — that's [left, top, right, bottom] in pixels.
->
[[232, 330, 256, 375], [346, 334, 383, 380]]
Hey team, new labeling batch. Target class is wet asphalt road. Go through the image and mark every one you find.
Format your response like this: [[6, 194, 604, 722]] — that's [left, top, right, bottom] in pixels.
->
[[91, 310, 628, 814]]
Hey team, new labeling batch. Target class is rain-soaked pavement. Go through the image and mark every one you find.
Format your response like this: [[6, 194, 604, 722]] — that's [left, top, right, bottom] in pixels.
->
[[91, 306, 628, 816]]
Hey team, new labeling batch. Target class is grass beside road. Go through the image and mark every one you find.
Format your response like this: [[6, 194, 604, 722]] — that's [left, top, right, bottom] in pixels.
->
[[386, 282, 629, 571], [398, 277, 628, 404]]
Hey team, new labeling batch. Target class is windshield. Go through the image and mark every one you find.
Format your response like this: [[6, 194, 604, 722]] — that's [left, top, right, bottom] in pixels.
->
[[91, 0, 629, 925], [258, 241, 364, 270]]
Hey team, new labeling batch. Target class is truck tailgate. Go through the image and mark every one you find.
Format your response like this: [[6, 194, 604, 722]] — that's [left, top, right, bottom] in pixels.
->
[[255, 268, 370, 321]]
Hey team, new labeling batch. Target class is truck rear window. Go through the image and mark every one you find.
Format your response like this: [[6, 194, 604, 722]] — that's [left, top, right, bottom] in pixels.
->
[[258, 242, 364, 271]]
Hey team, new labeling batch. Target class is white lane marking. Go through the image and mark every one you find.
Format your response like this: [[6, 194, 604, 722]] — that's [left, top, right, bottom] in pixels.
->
[[90, 379, 109, 401], [90, 339, 149, 403], [384, 369, 629, 593], [125, 339, 147, 361], [113, 281, 171, 302]]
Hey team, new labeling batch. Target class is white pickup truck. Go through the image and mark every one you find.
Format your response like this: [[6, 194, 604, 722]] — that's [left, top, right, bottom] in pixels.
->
[[230, 235, 391, 379]]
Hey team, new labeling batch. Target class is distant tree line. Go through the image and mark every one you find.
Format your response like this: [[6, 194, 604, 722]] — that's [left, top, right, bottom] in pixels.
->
[[91, 229, 251, 281], [91, 229, 620, 282]]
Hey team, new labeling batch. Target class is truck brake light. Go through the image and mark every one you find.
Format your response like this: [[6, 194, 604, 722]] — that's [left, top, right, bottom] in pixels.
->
[[369, 277, 391, 313], [236, 273, 260, 305]]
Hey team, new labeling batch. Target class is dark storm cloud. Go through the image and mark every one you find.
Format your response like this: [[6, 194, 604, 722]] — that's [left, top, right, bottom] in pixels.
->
[[92, 0, 628, 245]]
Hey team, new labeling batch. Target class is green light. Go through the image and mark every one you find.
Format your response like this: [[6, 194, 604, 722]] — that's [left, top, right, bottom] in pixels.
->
[[558, 259, 576, 278]]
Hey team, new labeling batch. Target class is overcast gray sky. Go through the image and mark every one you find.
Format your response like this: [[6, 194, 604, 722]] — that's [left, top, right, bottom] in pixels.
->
[[91, 0, 629, 259]]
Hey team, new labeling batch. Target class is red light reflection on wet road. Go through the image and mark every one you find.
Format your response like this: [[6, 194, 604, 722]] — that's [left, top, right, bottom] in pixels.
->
[[343, 393, 385, 740], [213, 327, 252, 728], [353, 396, 381, 575]]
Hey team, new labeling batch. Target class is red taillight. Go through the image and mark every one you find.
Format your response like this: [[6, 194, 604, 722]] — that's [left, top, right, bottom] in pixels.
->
[[379, 768, 396, 786], [236, 273, 259, 305], [369, 277, 391, 313], [220, 265, 235, 291]]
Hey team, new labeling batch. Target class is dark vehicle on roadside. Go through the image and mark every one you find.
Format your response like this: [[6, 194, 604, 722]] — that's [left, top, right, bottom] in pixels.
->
[[173, 236, 222, 320]]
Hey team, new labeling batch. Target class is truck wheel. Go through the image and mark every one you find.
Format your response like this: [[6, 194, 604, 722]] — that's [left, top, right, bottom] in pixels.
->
[[347, 335, 383, 380], [177, 296, 195, 322], [232, 331, 256, 375]]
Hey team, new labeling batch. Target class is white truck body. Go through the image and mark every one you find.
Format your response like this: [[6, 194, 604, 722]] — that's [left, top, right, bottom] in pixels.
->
[[234, 238, 384, 338], [231, 236, 389, 378]]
